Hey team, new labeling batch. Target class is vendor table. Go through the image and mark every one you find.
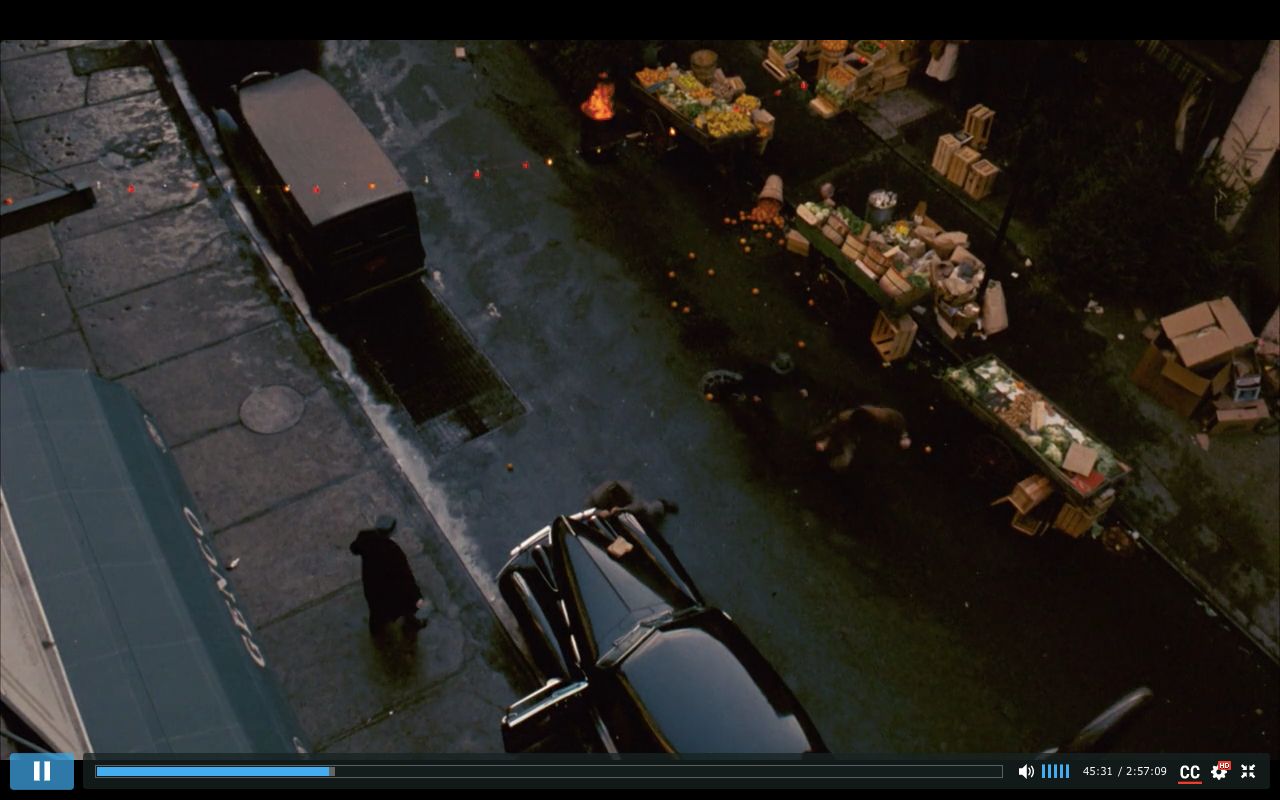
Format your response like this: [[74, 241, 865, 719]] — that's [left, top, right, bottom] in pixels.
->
[[940, 354, 1131, 508]]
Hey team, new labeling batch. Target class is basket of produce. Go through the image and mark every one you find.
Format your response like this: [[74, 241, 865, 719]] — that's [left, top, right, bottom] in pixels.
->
[[853, 39, 887, 63], [704, 107, 756, 139], [635, 67, 672, 92]]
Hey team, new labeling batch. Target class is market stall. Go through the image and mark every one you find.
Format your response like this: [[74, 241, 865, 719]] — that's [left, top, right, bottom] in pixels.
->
[[942, 354, 1132, 537], [632, 57, 774, 158], [791, 200, 933, 314], [764, 40, 922, 115]]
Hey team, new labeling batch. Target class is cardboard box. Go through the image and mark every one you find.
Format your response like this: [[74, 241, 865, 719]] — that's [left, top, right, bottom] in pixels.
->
[[1209, 400, 1270, 434], [1062, 442, 1099, 476], [786, 229, 810, 256], [992, 474, 1055, 514], [1130, 342, 1227, 418], [1159, 297, 1254, 369]]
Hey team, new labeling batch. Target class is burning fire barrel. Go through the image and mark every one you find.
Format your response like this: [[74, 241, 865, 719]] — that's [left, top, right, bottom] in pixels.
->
[[580, 72, 621, 162]]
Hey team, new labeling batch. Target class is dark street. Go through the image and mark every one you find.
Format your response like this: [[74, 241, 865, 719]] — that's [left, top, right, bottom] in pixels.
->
[[265, 40, 1274, 753]]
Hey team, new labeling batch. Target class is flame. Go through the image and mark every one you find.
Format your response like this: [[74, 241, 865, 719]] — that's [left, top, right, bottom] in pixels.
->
[[581, 80, 615, 121]]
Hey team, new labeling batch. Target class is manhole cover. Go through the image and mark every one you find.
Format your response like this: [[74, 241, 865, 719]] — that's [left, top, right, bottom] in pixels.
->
[[240, 385, 305, 434]]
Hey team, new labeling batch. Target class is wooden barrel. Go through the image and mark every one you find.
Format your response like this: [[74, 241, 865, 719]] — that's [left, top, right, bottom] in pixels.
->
[[691, 49, 718, 84]]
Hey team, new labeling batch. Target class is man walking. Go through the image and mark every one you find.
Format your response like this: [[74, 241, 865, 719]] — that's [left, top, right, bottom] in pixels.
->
[[349, 515, 427, 637]]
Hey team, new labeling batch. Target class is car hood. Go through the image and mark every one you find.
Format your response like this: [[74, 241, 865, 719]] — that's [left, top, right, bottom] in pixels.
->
[[618, 610, 827, 753]]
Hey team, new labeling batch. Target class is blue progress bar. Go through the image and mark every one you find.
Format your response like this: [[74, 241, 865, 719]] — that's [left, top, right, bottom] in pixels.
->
[[97, 766, 330, 778]]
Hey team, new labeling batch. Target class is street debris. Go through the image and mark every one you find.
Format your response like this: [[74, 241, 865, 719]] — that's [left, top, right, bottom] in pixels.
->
[[454, 46, 467, 60], [506, 462, 514, 472], [485, 302, 501, 319], [1133, 308, 1147, 322], [227, 558, 240, 570], [1194, 433, 1210, 451], [1084, 299, 1104, 315], [1116, 333, 1125, 341]]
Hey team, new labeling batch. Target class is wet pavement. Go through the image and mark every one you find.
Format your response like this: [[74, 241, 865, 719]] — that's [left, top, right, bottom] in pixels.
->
[[296, 40, 1275, 753], [1, 39, 526, 753], [2, 39, 1275, 757]]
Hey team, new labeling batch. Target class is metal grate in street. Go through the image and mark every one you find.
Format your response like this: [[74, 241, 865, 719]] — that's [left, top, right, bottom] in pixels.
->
[[329, 285, 524, 456]]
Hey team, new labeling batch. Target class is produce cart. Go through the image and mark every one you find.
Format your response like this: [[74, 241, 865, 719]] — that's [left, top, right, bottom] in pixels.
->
[[627, 67, 770, 163], [941, 354, 1132, 537]]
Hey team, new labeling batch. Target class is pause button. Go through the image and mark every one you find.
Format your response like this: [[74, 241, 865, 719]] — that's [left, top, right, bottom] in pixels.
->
[[9, 753, 74, 790]]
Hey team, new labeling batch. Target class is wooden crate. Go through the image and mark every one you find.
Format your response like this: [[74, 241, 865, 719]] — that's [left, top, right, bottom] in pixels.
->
[[841, 236, 868, 261], [871, 310, 918, 362], [827, 63, 857, 90], [880, 63, 910, 92], [1011, 510, 1049, 536], [932, 133, 960, 176], [992, 474, 1055, 515], [809, 96, 839, 119], [762, 58, 790, 82], [947, 146, 981, 186], [964, 104, 995, 150], [1053, 502, 1100, 538], [963, 159, 1001, 201]]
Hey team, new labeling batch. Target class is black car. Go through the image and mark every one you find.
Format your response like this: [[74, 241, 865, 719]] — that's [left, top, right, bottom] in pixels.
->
[[498, 509, 827, 753]]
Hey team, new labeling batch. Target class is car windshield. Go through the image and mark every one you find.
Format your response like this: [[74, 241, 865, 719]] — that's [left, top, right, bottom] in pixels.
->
[[598, 608, 690, 668]]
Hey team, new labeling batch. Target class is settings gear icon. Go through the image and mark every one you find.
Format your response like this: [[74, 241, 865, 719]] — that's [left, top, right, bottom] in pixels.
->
[[1211, 766, 1228, 780]]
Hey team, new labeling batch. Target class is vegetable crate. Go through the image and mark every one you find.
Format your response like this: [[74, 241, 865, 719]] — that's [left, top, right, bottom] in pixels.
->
[[963, 159, 1001, 201], [870, 310, 918, 363]]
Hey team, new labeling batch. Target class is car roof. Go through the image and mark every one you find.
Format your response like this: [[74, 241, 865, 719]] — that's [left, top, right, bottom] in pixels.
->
[[618, 610, 827, 753], [238, 70, 410, 227]]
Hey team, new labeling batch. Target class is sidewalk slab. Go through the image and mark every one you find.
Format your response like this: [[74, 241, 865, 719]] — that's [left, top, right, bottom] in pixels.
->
[[50, 146, 203, 242], [59, 199, 238, 305], [0, 41, 95, 61], [14, 91, 178, 171], [77, 259, 277, 378], [0, 225, 59, 275], [1, 50, 86, 120], [171, 390, 371, 532], [326, 667, 517, 753], [0, 262, 73, 345], [213, 469, 426, 627], [118, 321, 321, 446], [12, 330, 95, 371], [256, 576, 468, 747], [86, 66, 156, 105]]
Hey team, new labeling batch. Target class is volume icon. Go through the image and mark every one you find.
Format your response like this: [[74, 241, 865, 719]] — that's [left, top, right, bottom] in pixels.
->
[[1018, 764, 1035, 779]]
